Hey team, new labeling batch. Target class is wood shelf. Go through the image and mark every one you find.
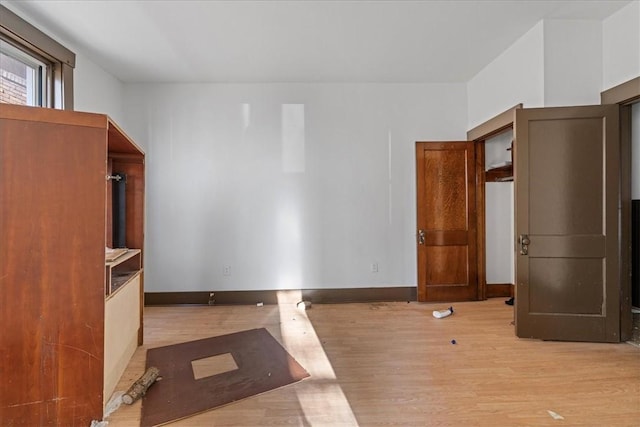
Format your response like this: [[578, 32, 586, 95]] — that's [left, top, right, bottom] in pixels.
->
[[106, 249, 142, 296], [485, 164, 513, 182], [485, 140, 513, 182]]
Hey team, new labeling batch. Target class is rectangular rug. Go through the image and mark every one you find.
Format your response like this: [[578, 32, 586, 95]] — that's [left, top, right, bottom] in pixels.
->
[[141, 328, 309, 426]]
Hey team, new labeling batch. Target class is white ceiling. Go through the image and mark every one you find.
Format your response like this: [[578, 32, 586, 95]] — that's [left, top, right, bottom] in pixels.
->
[[4, 0, 632, 83]]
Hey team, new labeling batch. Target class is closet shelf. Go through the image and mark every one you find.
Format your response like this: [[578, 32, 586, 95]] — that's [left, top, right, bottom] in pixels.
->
[[485, 164, 513, 182]]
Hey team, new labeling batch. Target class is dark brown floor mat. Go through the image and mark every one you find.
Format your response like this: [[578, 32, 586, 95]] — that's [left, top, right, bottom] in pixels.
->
[[141, 328, 309, 426]]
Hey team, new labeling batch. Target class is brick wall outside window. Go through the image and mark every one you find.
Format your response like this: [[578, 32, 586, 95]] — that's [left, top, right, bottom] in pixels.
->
[[1, 52, 29, 105], [0, 68, 27, 105]]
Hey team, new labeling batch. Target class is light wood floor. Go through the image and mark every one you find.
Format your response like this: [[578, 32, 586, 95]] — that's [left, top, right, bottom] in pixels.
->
[[106, 296, 640, 426]]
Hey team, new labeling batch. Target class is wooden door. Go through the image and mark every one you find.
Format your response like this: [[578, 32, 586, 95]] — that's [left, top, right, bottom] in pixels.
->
[[416, 141, 478, 302], [514, 105, 621, 342]]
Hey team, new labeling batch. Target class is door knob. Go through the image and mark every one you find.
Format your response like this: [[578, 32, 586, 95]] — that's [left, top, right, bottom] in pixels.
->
[[519, 234, 530, 255], [418, 229, 425, 245]]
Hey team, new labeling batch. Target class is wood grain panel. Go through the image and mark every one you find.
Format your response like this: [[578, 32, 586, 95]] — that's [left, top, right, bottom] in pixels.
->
[[424, 246, 468, 286], [111, 159, 145, 252], [0, 119, 106, 424], [0, 102, 104, 127], [108, 120, 145, 155], [423, 148, 467, 231], [423, 230, 468, 246]]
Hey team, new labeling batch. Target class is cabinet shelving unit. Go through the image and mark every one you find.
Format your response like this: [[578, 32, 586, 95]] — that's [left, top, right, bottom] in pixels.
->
[[0, 104, 145, 426]]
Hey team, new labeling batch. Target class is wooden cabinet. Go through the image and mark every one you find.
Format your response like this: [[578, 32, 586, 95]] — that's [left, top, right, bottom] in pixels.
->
[[0, 104, 145, 425]]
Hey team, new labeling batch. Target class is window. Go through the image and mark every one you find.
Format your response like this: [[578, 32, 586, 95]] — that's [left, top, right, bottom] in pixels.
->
[[1, 40, 48, 106], [0, 4, 75, 110]]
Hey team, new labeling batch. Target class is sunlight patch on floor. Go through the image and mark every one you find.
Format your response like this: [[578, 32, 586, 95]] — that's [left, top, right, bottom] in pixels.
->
[[277, 290, 359, 426]]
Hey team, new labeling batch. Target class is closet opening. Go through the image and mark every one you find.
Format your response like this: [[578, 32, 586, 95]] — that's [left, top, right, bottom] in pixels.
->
[[467, 104, 522, 302], [480, 131, 514, 300]]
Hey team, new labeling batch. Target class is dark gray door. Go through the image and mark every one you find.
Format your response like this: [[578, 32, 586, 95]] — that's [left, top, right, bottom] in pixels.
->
[[514, 105, 621, 342]]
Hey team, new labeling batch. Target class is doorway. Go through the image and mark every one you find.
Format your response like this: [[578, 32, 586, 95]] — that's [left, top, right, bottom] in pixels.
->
[[417, 97, 633, 342], [481, 130, 514, 299]]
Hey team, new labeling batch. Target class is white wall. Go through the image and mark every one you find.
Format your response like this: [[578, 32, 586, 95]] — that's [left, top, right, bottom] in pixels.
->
[[603, 0, 640, 90], [11, 1, 634, 294], [123, 83, 467, 292], [467, 23, 544, 285], [485, 183, 514, 283], [543, 20, 602, 107], [469, 17, 612, 125], [467, 22, 544, 129], [468, 17, 621, 286], [73, 54, 126, 126]]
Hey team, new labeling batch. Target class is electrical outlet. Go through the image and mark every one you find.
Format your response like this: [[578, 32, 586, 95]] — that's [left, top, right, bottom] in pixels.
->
[[223, 265, 231, 276], [371, 263, 379, 273]]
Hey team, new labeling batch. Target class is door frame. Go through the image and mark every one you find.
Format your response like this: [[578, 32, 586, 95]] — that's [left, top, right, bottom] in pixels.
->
[[466, 104, 523, 301], [601, 76, 640, 341]]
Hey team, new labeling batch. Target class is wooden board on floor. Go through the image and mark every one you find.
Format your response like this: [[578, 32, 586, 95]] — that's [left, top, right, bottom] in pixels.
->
[[141, 328, 309, 426]]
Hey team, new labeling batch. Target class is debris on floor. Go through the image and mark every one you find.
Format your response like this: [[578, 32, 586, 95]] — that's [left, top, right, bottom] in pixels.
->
[[123, 366, 160, 405], [89, 390, 124, 425], [432, 306, 453, 319], [104, 391, 125, 417], [547, 410, 565, 420], [256, 302, 264, 307], [297, 300, 312, 310]]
